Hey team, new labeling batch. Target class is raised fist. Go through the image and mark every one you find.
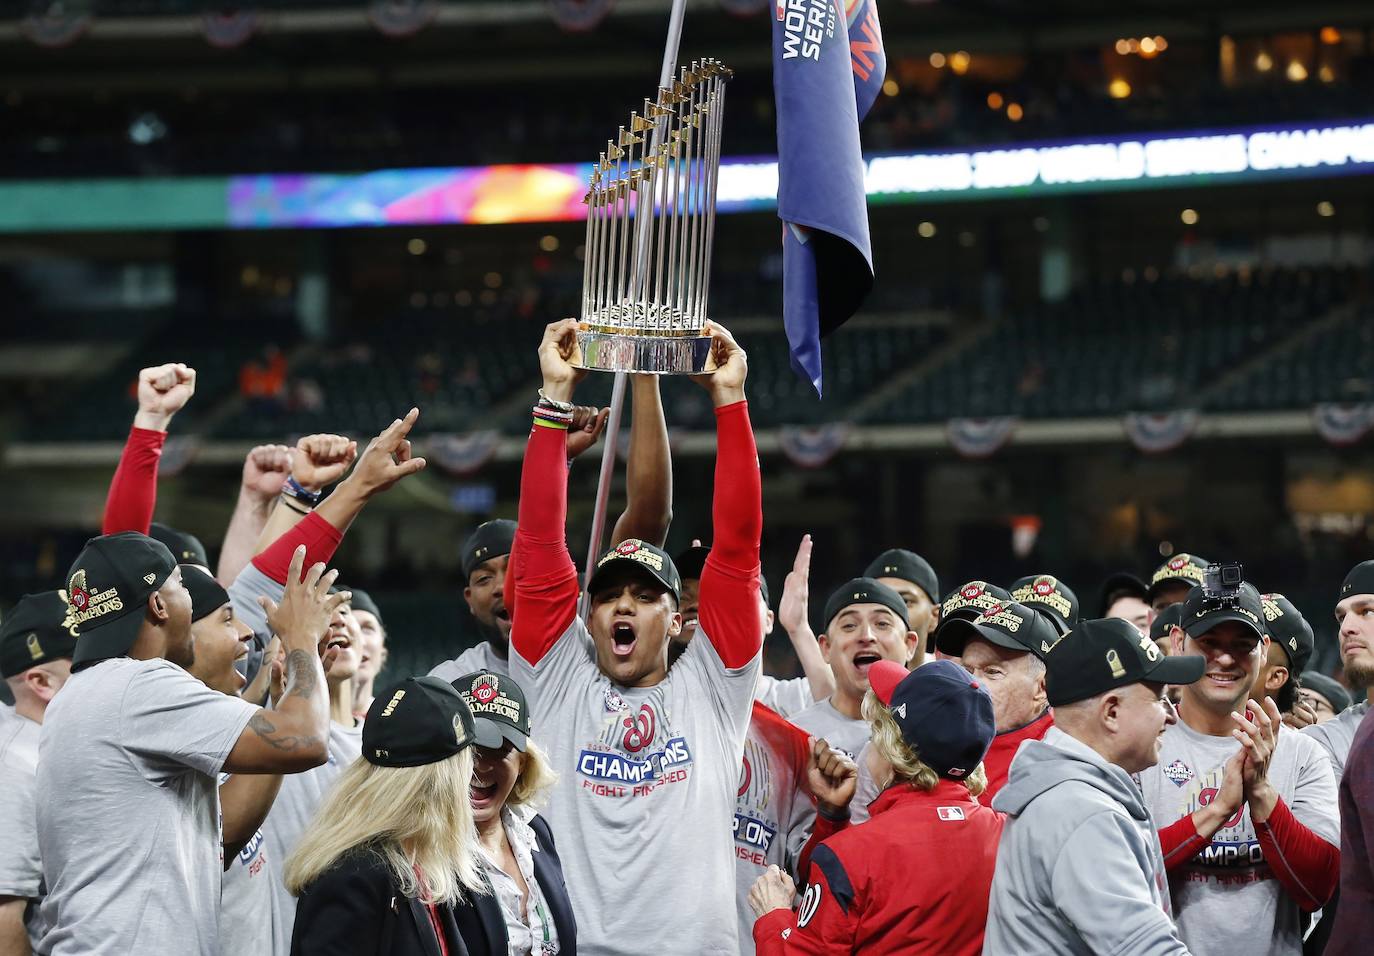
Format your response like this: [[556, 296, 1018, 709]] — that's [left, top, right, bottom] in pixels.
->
[[241, 444, 293, 502], [134, 363, 197, 431], [293, 434, 357, 494], [538, 318, 586, 404]]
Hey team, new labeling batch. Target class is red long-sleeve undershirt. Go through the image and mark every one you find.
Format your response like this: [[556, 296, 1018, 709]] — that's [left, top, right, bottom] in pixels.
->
[[1158, 797, 1338, 911], [102, 426, 165, 535], [250, 511, 345, 584], [510, 400, 763, 669]]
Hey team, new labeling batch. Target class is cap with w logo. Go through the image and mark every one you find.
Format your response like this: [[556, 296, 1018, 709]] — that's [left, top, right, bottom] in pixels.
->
[[65, 532, 176, 670]]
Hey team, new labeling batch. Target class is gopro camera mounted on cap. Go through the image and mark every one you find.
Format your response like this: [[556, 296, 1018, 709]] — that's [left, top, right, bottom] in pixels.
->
[[1202, 562, 1244, 604]]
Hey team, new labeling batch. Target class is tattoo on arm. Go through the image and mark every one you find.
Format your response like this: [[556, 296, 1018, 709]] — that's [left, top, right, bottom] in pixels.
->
[[247, 712, 322, 754], [283, 648, 320, 700]]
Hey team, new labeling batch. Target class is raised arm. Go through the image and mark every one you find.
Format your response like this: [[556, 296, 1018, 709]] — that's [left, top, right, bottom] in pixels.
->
[[510, 320, 583, 667], [693, 323, 763, 669], [778, 534, 834, 701], [102, 362, 196, 534], [216, 444, 292, 584], [224, 547, 341, 773], [610, 375, 673, 548], [248, 434, 357, 561]]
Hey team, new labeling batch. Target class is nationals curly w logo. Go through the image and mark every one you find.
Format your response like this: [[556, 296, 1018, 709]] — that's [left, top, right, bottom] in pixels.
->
[[621, 704, 657, 753]]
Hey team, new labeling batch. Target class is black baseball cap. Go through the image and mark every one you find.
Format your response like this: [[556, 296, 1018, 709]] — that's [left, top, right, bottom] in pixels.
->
[[66, 532, 177, 669], [150, 522, 210, 569], [1149, 603, 1184, 644], [1340, 560, 1374, 601], [587, 539, 681, 603], [1148, 553, 1210, 601], [453, 670, 531, 751], [938, 581, 1013, 623], [1299, 671, 1352, 715], [823, 578, 909, 631], [935, 600, 1060, 659], [1010, 574, 1080, 636], [1261, 593, 1314, 675], [1179, 582, 1266, 641], [341, 586, 383, 624], [363, 676, 477, 768], [868, 658, 995, 779], [864, 549, 940, 605], [1, 591, 78, 678], [461, 519, 516, 581], [1099, 572, 1150, 617], [1045, 617, 1206, 707], [674, 545, 710, 582], [182, 565, 230, 623]]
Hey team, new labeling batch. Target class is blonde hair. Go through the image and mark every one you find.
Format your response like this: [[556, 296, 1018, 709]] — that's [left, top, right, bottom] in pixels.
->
[[862, 689, 987, 797], [284, 747, 485, 904], [507, 739, 558, 808]]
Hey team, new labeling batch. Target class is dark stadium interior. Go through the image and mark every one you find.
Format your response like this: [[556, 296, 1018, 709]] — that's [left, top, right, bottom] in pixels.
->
[[1, 0, 1372, 686]]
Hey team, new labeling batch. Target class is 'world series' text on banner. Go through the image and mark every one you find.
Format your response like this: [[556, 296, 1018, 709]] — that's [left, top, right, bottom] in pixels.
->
[[773, 0, 885, 396]]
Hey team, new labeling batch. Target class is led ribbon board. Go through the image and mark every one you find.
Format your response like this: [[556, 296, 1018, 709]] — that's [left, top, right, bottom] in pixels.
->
[[0, 119, 1370, 233]]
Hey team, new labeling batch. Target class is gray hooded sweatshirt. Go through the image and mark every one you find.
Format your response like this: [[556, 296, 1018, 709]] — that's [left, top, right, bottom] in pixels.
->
[[984, 727, 1191, 956]]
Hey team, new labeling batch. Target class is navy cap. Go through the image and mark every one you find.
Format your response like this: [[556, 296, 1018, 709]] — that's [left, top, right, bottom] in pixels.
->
[[864, 549, 940, 605], [587, 539, 681, 603], [150, 522, 210, 569], [935, 600, 1061, 660], [1148, 553, 1210, 602], [1010, 574, 1080, 636], [823, 578, 909, 631], [868, 658, 995, 779], [453, 671, 531, 752], [363, 676, 477, 768], [674, 545, 710, 582], [1045, 618, 1206, 707], [461, 519, 515, 581], [1, 591, 78, 678], [66, 532, 177, 669], [1260, 593, 1314, 675], [181, 565, 230, 624], [341, 586, 383, 624]]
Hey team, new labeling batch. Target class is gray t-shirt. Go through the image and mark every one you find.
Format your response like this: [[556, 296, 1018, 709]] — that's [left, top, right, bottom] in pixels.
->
[[262, 718, 363, 951], [1138, 719, 1340, 956], [754, 675, 813, 720], [1302, 701, 1369, 779], [35, 658, 257, 956], [733, 706, 814, 955], [0, 710, 45, 950], [513, 617, 759, 956], [787, 698, 869, 760], [429, 641, 510, 683], [219, 776, 285, 956]]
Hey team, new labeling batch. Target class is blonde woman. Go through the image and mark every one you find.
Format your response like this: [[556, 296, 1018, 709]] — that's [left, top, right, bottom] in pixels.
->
[[285, 676, 485, 956], [749, 660, 1002, 955], [451, 670, 576, 955]]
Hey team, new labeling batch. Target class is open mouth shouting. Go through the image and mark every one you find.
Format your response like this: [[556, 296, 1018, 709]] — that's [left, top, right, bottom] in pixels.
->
[[853, 652, 881, 680], [611, 620, 638, 658], [470, 774, 498, 811]]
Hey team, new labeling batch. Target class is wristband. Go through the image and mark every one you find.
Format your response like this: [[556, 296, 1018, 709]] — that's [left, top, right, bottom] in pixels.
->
[[537, 389, 575, 414], [278, 494, 311, 515], [817, 802, 852, 823], [282, 475, 323, 506], [533, 405, 573, 430]]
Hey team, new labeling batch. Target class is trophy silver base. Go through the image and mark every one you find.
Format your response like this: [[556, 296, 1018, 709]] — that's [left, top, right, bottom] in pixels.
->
[[572, 329, 717, 375]]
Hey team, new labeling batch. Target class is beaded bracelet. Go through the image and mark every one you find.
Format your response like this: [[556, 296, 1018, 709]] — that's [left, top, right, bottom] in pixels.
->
[[532, 404, 573, 430]]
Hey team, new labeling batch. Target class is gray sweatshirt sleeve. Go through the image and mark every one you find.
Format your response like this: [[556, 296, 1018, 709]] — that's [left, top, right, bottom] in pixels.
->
[[1050, 811, 1192, 956], [228, 563, 285, 641]]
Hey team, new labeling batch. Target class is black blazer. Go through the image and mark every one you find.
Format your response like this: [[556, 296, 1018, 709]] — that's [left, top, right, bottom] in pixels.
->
[[290, 848, 471, 956], [451, 813, 578, 956]]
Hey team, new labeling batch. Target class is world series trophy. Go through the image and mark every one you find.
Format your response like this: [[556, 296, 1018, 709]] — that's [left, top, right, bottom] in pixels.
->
[[572, 58, 731, 375]]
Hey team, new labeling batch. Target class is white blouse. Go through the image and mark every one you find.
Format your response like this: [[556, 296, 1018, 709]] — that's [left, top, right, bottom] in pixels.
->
[[477, 805, 560, 956]]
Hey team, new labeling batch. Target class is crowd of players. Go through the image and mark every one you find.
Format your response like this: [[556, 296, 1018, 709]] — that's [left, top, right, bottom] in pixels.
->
[[1, 319, 1373, 955]]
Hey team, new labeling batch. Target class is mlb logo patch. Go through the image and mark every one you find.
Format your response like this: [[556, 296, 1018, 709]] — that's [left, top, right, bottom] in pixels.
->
[[937, 806, 965, 821], [1163, 759, 1193, 786]]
